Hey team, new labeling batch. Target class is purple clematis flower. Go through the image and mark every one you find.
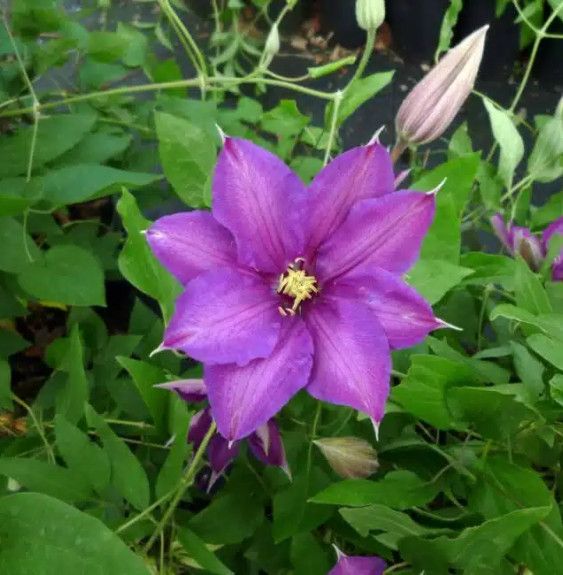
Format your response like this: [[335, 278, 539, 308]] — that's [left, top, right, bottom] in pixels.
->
[[158, 380, 289, 488], [147, 137, 444, 441], [491, 214, 563, 280], [329, 548, 386, 575]]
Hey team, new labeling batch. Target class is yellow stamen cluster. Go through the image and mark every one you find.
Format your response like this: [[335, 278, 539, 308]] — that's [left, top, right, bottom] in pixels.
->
[[277, 258, 318, 316]]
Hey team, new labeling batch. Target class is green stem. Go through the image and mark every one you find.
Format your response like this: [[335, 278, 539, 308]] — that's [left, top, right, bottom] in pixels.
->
[[12, 395, 55, 463], [143, 421, 216, 553], [306, 403, 323, 480], [323, 91, 343, 165], [349, 28, 376, 86]]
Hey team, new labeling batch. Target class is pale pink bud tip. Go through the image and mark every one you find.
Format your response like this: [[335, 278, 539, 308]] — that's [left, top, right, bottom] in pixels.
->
[[396, 25, 489, 146]]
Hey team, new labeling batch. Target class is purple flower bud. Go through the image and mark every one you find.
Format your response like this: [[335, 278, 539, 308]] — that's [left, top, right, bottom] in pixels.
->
[[314, 436, 379, 479], [511, 226, 544, 272], [396, 25, 488, 146], [248, 419, 291, 477]]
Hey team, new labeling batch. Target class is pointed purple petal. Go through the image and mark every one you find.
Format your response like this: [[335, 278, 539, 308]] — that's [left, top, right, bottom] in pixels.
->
[[155, 379, 207, 402], [208, 434, 240, 474], [543, 217, 563, 251], [490, 213, 512, 251], [305, 298, 390, 424], [188, 408, 213, 449], [204, 318, 314, 441], [552, 254, 563, 282], [316, 191, 436, 282], [248, 419, 289, 472], [146, 211, 237, 284], [212, 137, 307, 273], [163, 268, 281, 366], [329, 268, 442, 349], [305, 143, 394, 257], [329, 553, 386, 575]]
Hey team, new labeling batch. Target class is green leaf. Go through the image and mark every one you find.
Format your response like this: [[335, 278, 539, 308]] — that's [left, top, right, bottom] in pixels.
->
[[189, 492, 264, 544], [85, 404, 150, 510], [511, 341, 545, 399], [42, 164, 158, 206], [0, 359, 12, 410], [56, 325, 88, 424], [549, 374, 563, 406], [335, 71, 394, 125], [17, 245, 106, 306], [415, 154, 480, 263], [116, 357, 167, 432], [311, 470, 440, 509], [0, 114, 97, 178], [155, 111, 216, 207], [54, 415, 111, 494], [117, 188, 180, 322], [117, 22, 148, 67], [515, 257, 552, 315], [87, 31, 128, 62], [290, 532, 331, 575], [407, 259, 474, 304], [0, 459, 92, 502], [0, 493, 150, 575], [0, 178, 42, 216], [448, 122, 473, 158], [527, 334, 563, 370], [528, 104, 563, 182], [262, 100, 310, 137], [177, 528, 234, 575], [56, 132, 132, 165], [0, 217, 41, 274], [460, 252, 516, 289], [392, 355, 476, 429], [483, 99, 524, 187], [436, 0, 463, 57]]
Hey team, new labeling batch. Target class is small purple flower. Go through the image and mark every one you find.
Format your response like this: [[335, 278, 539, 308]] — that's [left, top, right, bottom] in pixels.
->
[[147, 137, 443, 441], [491, 214, 563, 280], [329, 548, 386, 575], [158, 380, 290, 488]]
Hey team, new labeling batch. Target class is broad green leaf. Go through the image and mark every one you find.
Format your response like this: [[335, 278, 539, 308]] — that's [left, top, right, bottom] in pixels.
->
[[392, 355, 476, 429], [448, 122, 473, 158], [56, 325, 88, 424], [527, 334, 563, 370], [117, 188, 180, 322], [155, 111, 216, 207], [483, 99, 524, 186], [189, 492, 264, 544], [0, 178, 42, 216], [415, 154, 480, 263], [311, 470, 440, 509], [42, 164, 158, 206], [436, 0, 463, 57], [511, 341, 545, 399], [549, 374, 563, 406], [0, 493, 150, 575], [117, 22, 147, 67], [87, 31, 128, 62], [262, 100, 310, 137], [437, 507, 551, 571], [0, 114, 97, 178], [490, 303, 545, 330], [116, 357, 167, 432], [85, 404, 150, 510], [56, 132, 132, 165], [177, 528, 234, 575], [54, 415, 111, 494], [470, 456, 563, 574], [514, 258, 552, 315], [0, 327, 29, 359], [532, 191, 563, 228], [290, 532, 331, 575], [460, 252, 516, 289], [0, 459, 92, 502], [528, 103, 563, 182], [0, 217, 41, 273], [17, 245, 105, 307], [335, 71, 394, 125], [407, 259, 474, 304], [0, 359, 12, 410]]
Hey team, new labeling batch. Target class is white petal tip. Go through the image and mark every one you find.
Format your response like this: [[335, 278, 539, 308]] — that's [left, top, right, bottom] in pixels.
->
[[140, 229, 148, 236], [215, 123, 227, 144], [332, 545, 345, 560], [149, 343, 168, 358], [426, 178, 447, 196], [437, 319, 463, 331], [164, 434, 176, 448], [367, 125, 386, 145], [371, 418, 381, 442]]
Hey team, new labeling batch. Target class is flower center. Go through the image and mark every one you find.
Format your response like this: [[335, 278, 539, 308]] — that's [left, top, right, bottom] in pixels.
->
[[277, 258, 318, 316]]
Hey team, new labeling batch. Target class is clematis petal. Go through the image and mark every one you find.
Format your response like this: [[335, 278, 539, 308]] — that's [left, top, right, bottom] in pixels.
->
[[305, 298, 390, 424], [155, 379, 207, 403], [248, 419, 289, 473], [511, 226, 545, 271], [328, 268, 442, 349], [187, 408, 213, 449], [552, 254, 563, 282], [316, 191, 436, 281], [329, 550, 386, 575], [490, 213, 512, 251], [212, 137, 307, 273], [305, 143, 394, 256], [163, 268, 281, 366], [146, 211, 237, 284], [543, 217, 563, 251], [208, 434, 239, 474], [204, 319, 314, 441]]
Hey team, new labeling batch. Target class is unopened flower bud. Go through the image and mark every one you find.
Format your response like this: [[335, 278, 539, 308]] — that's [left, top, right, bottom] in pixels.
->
[[355, 0, 386, 32], [265, 23, 280, 58], [315, 437, 379, 479], [396, 25, 488, 146]]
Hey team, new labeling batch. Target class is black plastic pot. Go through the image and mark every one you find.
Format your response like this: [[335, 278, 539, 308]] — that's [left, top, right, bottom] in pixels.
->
[[453, 0, 520, 81], [319, 0, 366, 48], [386, 0, 449, 63]]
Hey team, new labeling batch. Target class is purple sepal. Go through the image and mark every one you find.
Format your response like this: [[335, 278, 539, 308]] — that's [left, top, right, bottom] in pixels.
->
[[187, 408, 213, 450], [329, 549, 386, 575], [248, 419, 290, 476]]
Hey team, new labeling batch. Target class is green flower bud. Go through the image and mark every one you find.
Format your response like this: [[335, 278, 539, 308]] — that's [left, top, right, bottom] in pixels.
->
[[265, 23, 280, 58], [356, 0, 386, 32], [315, 437, 379, 479]]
